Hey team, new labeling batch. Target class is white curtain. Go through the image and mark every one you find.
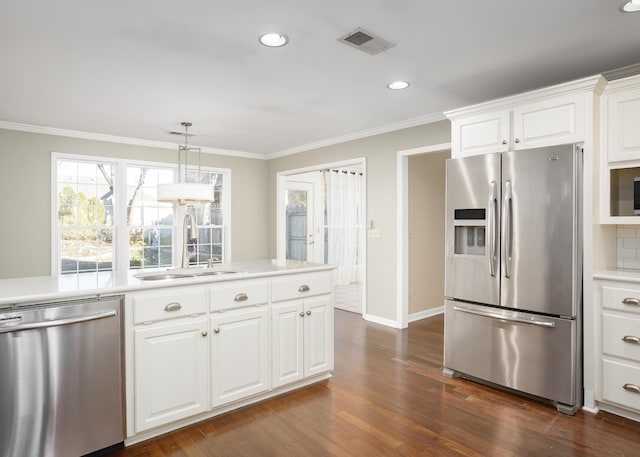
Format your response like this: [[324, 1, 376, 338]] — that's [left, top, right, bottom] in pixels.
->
[[324, 170, 362, 285]]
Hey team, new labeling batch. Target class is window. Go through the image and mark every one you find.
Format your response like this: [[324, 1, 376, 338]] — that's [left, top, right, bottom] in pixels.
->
[[52, 153, 230, 274]]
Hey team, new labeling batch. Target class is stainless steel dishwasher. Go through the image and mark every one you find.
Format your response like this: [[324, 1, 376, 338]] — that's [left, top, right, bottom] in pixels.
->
[[0, 295, 125, 457]]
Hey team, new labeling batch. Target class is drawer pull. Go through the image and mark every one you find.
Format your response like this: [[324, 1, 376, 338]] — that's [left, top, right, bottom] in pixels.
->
[[298, 284, 310, 293], [306, 310, 312, 316], [234, 293, 248, 302], [214, 328, 220, 334], [623, 383, 640, 394], [299, 312, 305, 317], [164, 302, 182, 312], [622, 297, 640, 306], [622, 335, 640, 345]]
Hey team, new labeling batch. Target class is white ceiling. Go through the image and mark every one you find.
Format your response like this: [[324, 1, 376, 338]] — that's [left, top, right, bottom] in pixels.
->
[[1, 1, 640, 157]]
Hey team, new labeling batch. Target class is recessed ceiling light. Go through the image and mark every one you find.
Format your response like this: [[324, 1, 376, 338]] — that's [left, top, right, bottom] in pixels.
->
[[259, 33, 289, 47], [621, 0, 640, 12], [387, 81, 410, 90]]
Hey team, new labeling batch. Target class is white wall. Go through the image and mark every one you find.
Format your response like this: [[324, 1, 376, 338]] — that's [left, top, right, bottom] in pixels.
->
[[0, 128, 269, 279], [267, 121, 451, 322]]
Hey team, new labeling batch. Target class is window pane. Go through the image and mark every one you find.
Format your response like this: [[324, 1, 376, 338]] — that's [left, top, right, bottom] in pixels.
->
[[56, 160, 115, 273], [127, 165, 174, 269]]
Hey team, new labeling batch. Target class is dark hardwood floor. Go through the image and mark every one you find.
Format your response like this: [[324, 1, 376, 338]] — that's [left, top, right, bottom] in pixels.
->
[[113, 310, 640, 456]]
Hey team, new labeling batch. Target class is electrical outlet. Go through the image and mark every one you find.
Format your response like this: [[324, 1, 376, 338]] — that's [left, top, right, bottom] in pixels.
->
[[368, 228, 381, 238]]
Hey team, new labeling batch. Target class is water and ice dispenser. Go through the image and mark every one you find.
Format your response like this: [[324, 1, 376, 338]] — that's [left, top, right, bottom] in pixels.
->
[[453, 209, 486, 256]]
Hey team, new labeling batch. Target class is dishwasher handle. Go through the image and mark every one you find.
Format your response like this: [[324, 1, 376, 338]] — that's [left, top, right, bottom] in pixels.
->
[[0, 309, 117, 334]]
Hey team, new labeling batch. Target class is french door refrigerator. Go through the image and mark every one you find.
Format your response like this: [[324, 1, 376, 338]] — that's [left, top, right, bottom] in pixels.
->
[[443, 143, 582, 415]]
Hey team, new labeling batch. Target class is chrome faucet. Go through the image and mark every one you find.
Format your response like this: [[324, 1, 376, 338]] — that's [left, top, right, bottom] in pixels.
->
[[181, 207, 198, 268]]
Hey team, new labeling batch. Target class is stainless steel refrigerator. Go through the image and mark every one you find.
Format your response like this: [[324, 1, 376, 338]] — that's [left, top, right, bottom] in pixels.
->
[[443, 143, 582, 415]]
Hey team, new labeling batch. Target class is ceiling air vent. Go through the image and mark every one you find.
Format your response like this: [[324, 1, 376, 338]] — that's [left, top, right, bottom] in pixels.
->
[[338, 28, 395, 55]]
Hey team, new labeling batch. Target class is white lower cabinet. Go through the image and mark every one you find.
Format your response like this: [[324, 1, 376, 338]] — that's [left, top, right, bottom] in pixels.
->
[[134, 317, 209, 432], [596, 279, 640, 417], [126, 269, 333, 441], [272, 296, 333, 388], [210, 307, 270, 407]]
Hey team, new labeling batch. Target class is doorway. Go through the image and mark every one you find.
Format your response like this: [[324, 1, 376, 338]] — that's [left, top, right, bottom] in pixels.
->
[[277, 159, 366, 315], [396, 143, 451, 327]]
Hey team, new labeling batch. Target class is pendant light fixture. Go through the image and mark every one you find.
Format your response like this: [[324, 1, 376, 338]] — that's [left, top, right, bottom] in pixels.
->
[[158, 122, 214, 204]]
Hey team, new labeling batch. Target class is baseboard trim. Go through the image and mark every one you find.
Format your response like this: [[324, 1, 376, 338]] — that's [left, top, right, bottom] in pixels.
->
[[408, 306, 444, 323], [363, 313, 402, 329]]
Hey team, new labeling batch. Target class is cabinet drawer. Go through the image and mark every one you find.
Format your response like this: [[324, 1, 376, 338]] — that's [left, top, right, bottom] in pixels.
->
[[602, 313, 640, 362], [210, 279, 268, 311], [132, 287, 207, 324], [271, 272, 331, 302], [602, 359, 640, 412], [602, 286, 640, 315]]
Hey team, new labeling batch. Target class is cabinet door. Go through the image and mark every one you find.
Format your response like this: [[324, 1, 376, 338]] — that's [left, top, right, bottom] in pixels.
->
[[272, 301, 305, 388], [512, 94, 584, 150], [606, 89, 640, 163], [210, 307, 270, 407], [304, 297, 334, 377], [451, 111, 509, 158], [134, 318, 209, 432]]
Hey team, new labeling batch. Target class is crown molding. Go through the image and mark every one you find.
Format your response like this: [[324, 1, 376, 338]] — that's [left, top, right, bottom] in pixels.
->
[[603, 63, 640, 81], [0, 121, 266, 160], [445, 74, 606, 120], [267, 111, 447, 159]]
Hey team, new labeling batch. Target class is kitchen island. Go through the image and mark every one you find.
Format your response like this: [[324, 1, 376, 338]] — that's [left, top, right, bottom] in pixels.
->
[[0, 260, 335, 445]]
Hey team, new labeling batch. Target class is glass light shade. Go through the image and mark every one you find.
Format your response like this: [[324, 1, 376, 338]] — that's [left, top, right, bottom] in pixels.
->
[[157, 182, 214, 204]]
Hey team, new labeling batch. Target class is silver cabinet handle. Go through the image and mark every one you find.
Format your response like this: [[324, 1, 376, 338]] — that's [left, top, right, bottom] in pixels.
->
[[622, 335, 640, 345], [306, 310, 312, 316], [298, 285, 310, 293], [164, 302, 182, 312], [514, 138, 520, 143], [488, 181, 498, 277], [201, 331, 208, 337], [234, 293, 248, 302], [213, 328, 220, 334], [622, 297, 640, 306], [299, 312, 305, 317], [623, 384, 640, 394], [453, 305, 555, 328], [501, 140, 507, 145]]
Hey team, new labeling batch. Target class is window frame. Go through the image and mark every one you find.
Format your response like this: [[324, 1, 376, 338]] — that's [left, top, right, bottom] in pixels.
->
[[51, 152, 231, 274]]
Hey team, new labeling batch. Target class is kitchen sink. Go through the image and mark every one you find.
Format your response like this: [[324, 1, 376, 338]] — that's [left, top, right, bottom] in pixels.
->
[[133, 273, 194, 281], [194, 270, 240, 276], [134, 268, 244, 281]]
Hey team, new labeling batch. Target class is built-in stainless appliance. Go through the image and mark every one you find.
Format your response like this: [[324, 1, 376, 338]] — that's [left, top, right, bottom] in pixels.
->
[[443, 144, 583, 414], [0, 296, 125, 456]]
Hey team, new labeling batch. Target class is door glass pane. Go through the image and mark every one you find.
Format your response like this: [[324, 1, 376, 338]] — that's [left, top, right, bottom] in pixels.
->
[[286, 190, 308, 261]]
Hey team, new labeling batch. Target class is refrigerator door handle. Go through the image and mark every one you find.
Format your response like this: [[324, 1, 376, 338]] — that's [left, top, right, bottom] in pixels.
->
[[488, 181, 499, 277], [453, 305, 556, 328], [503, 180, 513, 278]]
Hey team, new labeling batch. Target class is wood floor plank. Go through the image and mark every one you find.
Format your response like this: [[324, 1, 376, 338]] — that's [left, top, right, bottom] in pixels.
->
[[112, 311, 640, 457]]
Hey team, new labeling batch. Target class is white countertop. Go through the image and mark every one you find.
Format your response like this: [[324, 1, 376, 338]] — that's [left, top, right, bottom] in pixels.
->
[[594, 269, 640, 284], [0, 260, 334, 307]]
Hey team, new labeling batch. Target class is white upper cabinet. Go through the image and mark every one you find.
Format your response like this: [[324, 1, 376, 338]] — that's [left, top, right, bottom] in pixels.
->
[[512, 94, 584, 150], [451, 111, 510, 157], [446, 76, 603, 158], [603, 75, 640, 163]]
